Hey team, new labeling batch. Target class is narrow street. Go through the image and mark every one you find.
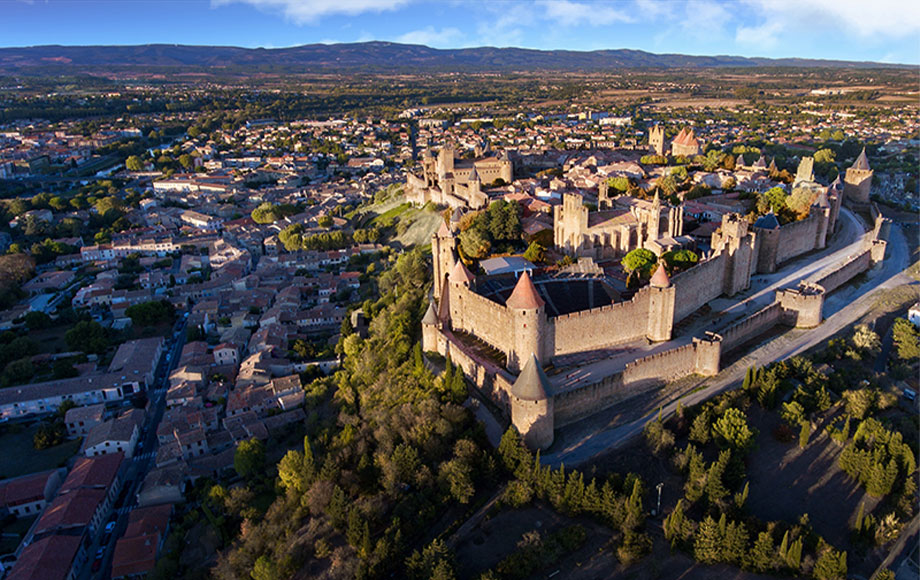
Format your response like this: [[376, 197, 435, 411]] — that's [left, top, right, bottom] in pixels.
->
[[82, 315, 188, 580]]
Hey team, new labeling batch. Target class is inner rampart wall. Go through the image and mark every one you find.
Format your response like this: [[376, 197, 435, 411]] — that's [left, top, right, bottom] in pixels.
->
[[672, 254, 727, 322], [552, 289, 650, 356], [434, 329, 514, 411], [720, 302, 783, 352], [451, 285, 512, 355], [774, 212, 821, 265]]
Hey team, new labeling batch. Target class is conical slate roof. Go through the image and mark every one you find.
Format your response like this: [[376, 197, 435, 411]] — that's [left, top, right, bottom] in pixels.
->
[[505, 271, 545, 309], [436, 220, 452, 238], [511, 353, 552, 401], [469, 165, 480, 182], [450, 207, 463, 223], [450, 260, 475, 284], [650, 263, 671, 288], [852, 148, 870, 171], [754, 211, 780, 230], [422, 301, 438, 325]]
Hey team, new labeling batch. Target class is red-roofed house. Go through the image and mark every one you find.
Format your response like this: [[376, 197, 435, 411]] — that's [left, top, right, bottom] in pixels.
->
[[0, 469, 63, 518], [111, 504, 172, 579], [7, 534, 84, 580]]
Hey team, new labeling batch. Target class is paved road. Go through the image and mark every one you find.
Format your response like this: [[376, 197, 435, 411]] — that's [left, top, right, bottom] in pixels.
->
[[543, 216, 912, 468], [83, 316, 188, 580]]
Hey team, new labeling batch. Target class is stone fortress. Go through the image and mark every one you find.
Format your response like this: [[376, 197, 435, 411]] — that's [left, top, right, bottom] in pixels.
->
[[406, 143, 513, 210], [421, 146, 888, 450]]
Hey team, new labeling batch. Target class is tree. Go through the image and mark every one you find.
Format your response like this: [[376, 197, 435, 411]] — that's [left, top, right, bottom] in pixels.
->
[[234, 438, 265, 480], [458, 228, 490, 259], [317, 215, 333, 228], [126, 300, 175, 326], [406, 540, 456, 580], [178, 154, 194, 169], [24, 311, 52, 330], [689, 408, 712, 444], [892, 318, 919, 360], [712, 408, 756, 451], [852, 324, 881, 354], [523, 241, 545, 264], [694, 515, 722, 564], [34, 421, 64, 449], [622, 248, 656, 277], [799, 421, 810, 448], [748, 531, 775, 572], [65, 320, 109, 354], [125, 155, 144, 171], [814, 148, 836, 163], [813, 548, 847, 580]]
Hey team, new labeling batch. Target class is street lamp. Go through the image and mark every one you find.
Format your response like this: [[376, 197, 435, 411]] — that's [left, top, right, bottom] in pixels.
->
[[656, 482, 664, 517]]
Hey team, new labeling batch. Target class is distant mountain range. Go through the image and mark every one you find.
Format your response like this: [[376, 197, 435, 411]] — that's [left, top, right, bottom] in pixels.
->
[[0, 42, 908, 72]]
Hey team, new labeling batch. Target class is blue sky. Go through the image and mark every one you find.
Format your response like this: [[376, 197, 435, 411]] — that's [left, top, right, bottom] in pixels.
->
[[2, 0, 918, 64]]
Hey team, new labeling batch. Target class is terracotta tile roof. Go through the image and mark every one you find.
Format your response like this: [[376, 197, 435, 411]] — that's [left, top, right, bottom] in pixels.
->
[[35, 487, 105, 534], [0, 469, 56, 508], [8, 535, 82, 580], [650, 263, 671, 288], [449, 260, 475, 284], [61, 452, 123, 493], [505, 271, 545, 310]]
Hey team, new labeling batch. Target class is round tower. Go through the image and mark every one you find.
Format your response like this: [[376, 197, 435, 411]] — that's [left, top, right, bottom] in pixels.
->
[[843, 148, 873, 204], [421, 301, 439, 353], [505, 271, 546, 373], [510, 353, 555, 450], [431, 220, 455, 302], [646, 262, 676, 342]]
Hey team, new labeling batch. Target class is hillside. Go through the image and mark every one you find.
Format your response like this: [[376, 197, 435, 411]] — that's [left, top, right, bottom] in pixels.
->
[[0, 41, 909, 74]]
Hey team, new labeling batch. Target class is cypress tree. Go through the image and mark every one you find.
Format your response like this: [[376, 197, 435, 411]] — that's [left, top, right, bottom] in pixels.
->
[[778, 530, 789, 562], [664, 499, 686, 546], [734, 481, 750, 509], [799, 421, 810, 448], [743, 366, 754, 391], [785, 537, 802, 571], [854, 502, 865, 531]]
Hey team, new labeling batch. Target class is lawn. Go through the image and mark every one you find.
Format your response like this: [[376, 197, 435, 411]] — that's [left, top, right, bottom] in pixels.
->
[[0, 424, 81, 479]]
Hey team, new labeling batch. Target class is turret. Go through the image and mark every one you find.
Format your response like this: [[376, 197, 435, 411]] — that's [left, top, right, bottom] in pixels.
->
[[447, 259, 476, 330], [843, 147, 873, 204], [431, 220, 456, 302], [510, 353, 554, 450], [421, 301, 439, 352], [505, 271, 547, 373], [646, 262, 675, 342]]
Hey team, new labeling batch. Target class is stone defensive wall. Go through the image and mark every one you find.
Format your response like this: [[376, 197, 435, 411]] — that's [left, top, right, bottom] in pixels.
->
[[553, 338, 718, 428], [622, 342, 698, 384], [814, 248, 872, 293], [551, 288, 650, 355], [450, 285, 513, 354], [671, 254, 728, 322], [433, 328, 515, 411], [774, 211, 825, 266], [719, 302, 784, 352]]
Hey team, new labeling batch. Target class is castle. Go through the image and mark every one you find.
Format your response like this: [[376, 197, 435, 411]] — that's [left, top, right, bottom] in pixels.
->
[[554, 186, 689, 259], [405, 144, 513, 210], [422, 164, 883, 449]]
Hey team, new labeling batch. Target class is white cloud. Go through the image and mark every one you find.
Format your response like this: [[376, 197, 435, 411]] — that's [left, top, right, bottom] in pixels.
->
[[740, 0, 920, 38], [680, 0, 732, 41], [396, 26, 464, 47], [538, 0, 633, 27], [211, 0, 412, 25], [735, 20, 782, 49]]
